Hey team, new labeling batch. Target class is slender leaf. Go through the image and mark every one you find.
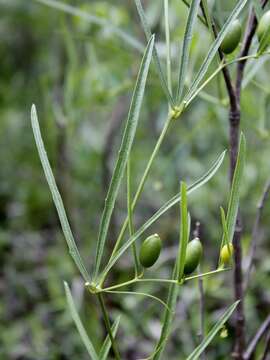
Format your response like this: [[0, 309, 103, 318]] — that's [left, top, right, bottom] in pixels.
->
[[34, 0, 144, 53], [186, 300, 240, 360], [252, 0, 263, 19], [220, 206, 230, 250], [134, 0, 175, 107], [164, 0, 172, 93], [99, 316, 121, 360], [153, 213, 191, 359], [177, 182, 189, 280], [31, 105, 90, 282], [93, 35, 155, 279], [221, 133, 246, 249], [176, 0, 201, 103], [64, 282, 98, 360], [98, 150, 226, 282], [185, 0, 249, 103]]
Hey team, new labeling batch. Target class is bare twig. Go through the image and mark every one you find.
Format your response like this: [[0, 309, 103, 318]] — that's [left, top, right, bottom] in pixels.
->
[[244, 178, 270, 293], [243, 314, 270, 360]]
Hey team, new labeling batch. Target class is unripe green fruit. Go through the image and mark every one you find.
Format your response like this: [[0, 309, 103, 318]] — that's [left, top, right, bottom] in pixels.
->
[[220, 243, 234, 264], [184, 238, 203, 275], [220, 19, 242, 54], [139, 234, 162, 268], [257, 11, 270, 49]]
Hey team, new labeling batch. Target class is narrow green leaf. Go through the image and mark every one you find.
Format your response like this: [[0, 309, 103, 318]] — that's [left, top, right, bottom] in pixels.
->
[[186, 300, 240, 360], [177, 182, 189, 280], [99, 316, 121, 360], [164, 0, 172, 93], [134, 0, 175, 107], [221, 133, 246, 249], [185, 0, 249, 102], [34, 0, 144, 53], [31, 105, 90, 282], [93, 35, 155, 279], [153, 262, 179, 360], [220, 206, 230, 251], [127, 158, 140, 276], [153, 213, 191, 359], [98, 151, 226, 282], [176, 0, 201, 103], [64, 281, 98, 360]]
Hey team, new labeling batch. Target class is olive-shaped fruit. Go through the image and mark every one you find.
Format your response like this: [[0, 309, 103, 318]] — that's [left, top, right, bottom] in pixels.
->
[[183, 238, 203, 275], [220, 19, 242, 54], [257, 11, 270, 49], [220, 243, 234, 264], [139, 234, 162, 268]]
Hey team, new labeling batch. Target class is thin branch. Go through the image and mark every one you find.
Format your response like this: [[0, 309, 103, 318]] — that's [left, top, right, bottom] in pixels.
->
[[236, 0, 269, 101], [244, 178, 270, 293], [243, 314, 270, 360]]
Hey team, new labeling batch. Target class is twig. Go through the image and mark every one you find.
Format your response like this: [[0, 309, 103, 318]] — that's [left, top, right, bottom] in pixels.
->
[[243, 314, 270, 360], [244, 178, 270, 293], [232, 2, 269, 358]]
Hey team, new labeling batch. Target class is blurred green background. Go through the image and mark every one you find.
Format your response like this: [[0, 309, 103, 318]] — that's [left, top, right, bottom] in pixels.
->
[[0, 0, 270, 359]]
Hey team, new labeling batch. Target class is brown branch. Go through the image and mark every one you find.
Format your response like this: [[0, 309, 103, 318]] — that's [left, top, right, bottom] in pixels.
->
[[244, 178, 270, 293], [243, 314, 270, 360], [232, 2, 269, 358]]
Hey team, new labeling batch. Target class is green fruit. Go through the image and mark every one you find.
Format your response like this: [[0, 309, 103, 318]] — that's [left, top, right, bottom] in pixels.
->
[[183, 238, 203, 275], [220, 19, 242, 54], [220, 243, 234, 264], [139, 234, 162, 268], [257, 11, 270, 50]]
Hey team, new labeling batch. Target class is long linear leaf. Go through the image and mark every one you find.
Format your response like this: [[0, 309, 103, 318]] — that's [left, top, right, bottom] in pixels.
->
[[99, 316, 121, 360], [31, 105, 90, 282], [34, 0, 144, 53], [176, 0, 201, 103], [185, 0, 249, 102], [153, 210, 191, 359], [99, 150, 226, 281], [64, 281, 98, 360], [221, 133, 246, 249], [134, 0, 175, 107], [186, 300, 240, 360], [177, 182, 189, 280], [93, 35, 155, 279]]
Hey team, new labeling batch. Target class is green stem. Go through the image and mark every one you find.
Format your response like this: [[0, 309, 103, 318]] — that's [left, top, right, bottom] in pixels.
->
[[127, 158, 140, 276], [97, 293, 121, 360], [98, 268, 230, 292], [101, 113, 173, 284], [185, 53, 269, 107]]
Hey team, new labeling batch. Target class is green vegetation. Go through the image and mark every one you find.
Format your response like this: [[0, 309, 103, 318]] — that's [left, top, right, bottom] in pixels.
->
[[1, 1, 270, 359]]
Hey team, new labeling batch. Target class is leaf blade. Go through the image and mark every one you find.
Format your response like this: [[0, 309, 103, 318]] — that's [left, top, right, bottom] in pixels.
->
[[186, 301, 240, 360], [31, 105, 90, 282], [176, 0, 201, 103], [64, 281, 98, 360], [93, 35, 155, 279], [99, 316, 121, 360], [134, 0, 175, 107]]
